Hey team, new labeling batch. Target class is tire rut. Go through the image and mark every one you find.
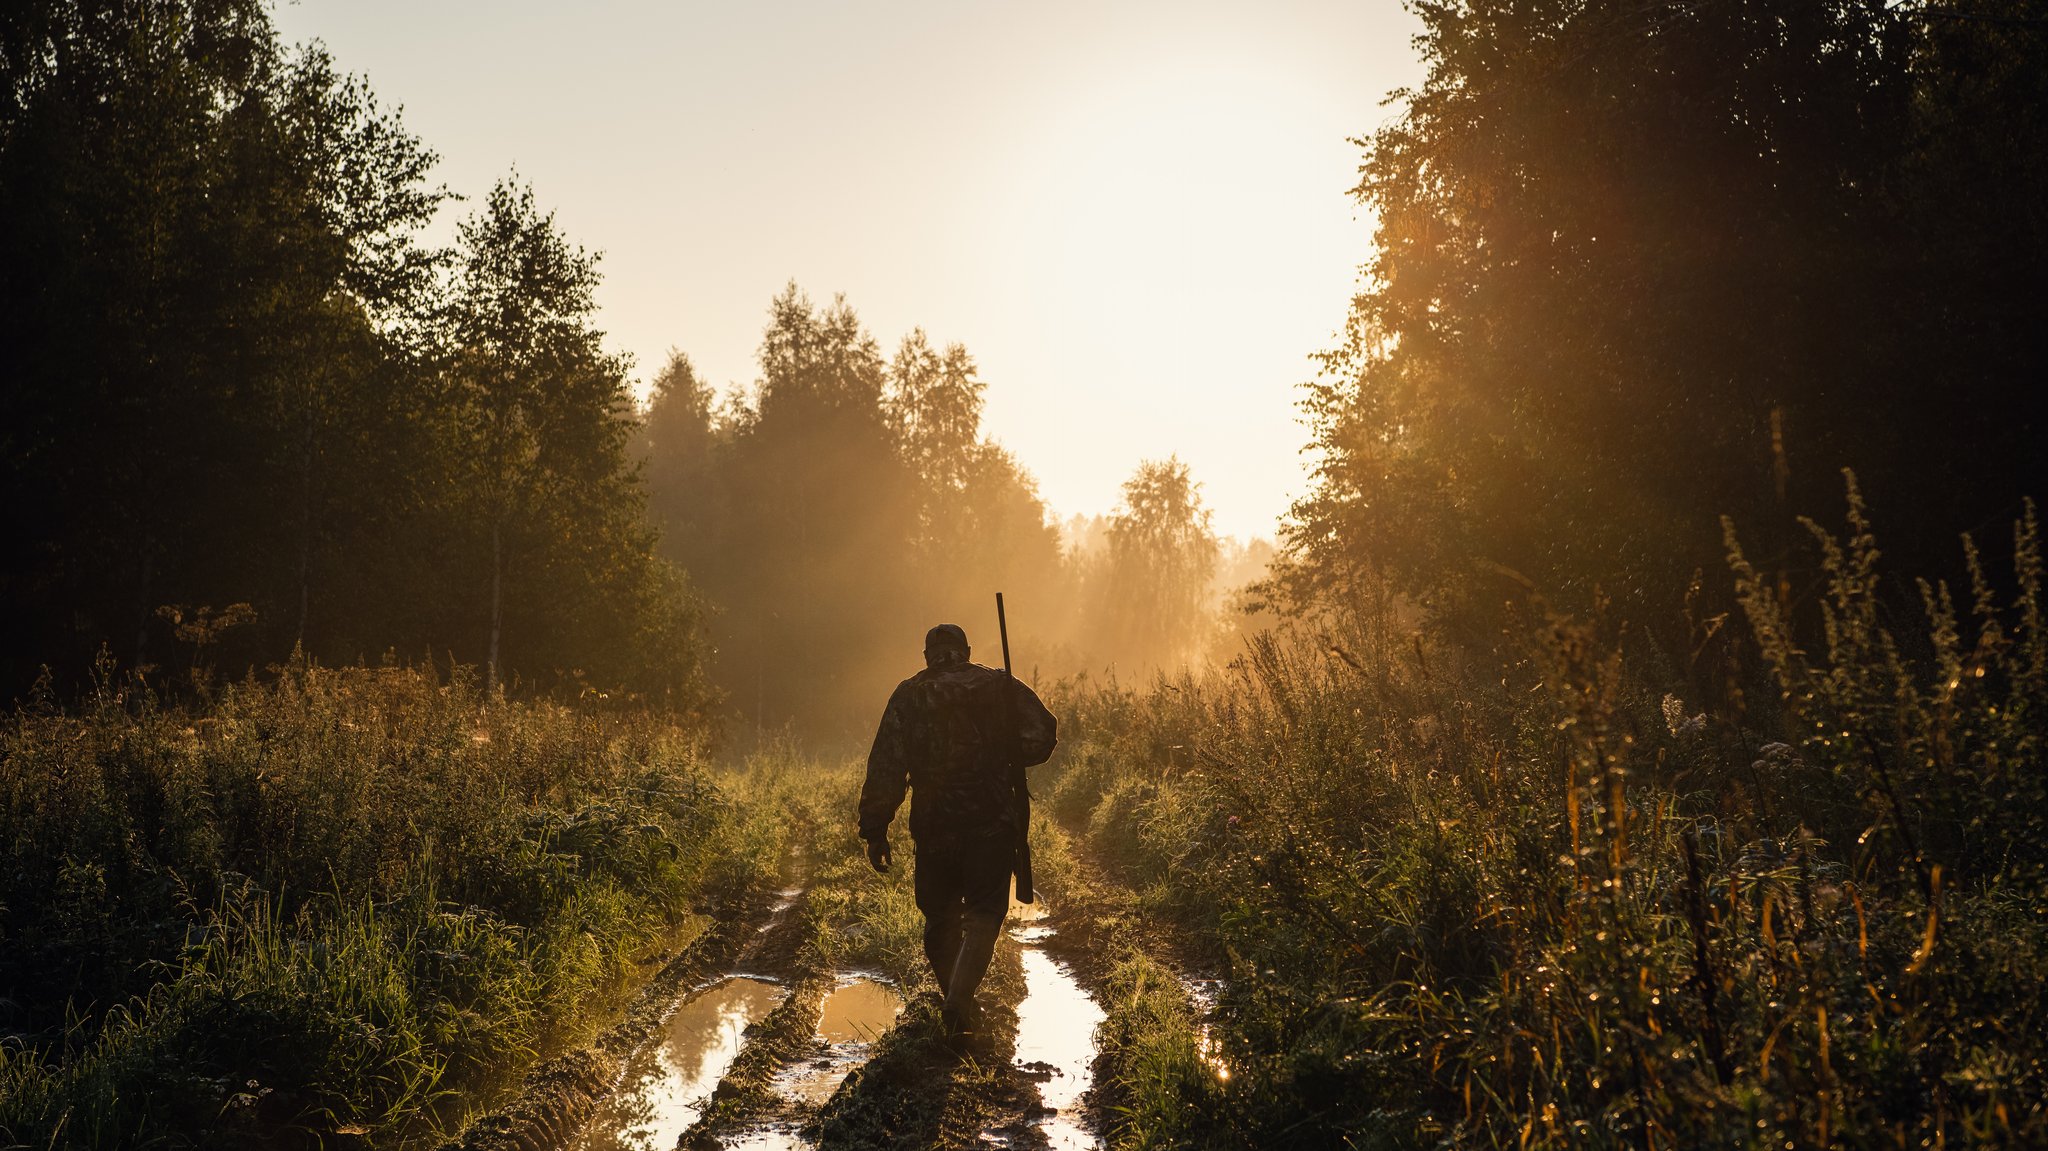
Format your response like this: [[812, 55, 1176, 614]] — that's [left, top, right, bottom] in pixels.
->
[[439, 884, 802, 1151]]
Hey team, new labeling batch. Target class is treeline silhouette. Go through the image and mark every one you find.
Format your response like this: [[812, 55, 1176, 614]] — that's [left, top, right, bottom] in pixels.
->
[[1, 3, 710, 711], [0, 2, 1233, 732], [2, 0, 2046, 1146], [636, 289, 1226, 738], [9, 0, 2039, 736], [1276, 0, 2047, 637]]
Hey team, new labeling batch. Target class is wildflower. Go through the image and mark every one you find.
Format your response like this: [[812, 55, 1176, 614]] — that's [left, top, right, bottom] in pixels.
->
[[1662, 692, 1705, 736], [1751, 742, 1798, 772]]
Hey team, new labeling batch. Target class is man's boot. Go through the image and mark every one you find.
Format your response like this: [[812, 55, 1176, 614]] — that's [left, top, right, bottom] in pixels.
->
[[942, 912, 1002, 1037]]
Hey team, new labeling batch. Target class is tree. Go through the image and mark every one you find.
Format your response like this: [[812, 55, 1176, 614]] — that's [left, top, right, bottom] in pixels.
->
[[0, 0, 443, 692], [887, 330, 1066, 638], [0, 4, 712, 709], [700, 285, 921, 735], [637, 350, 724, 566], [889, 329, 985, 493], [1279, 0, 2046, 633], [1086, 457, 1220, 672], [444, 178, 633, 692], [636, 291, 1072, 735]]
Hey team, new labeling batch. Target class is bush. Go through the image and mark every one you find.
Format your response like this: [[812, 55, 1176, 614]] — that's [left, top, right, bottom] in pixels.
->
[[0, 659, 770, 1148], [1046, 488, 2048, 1148]]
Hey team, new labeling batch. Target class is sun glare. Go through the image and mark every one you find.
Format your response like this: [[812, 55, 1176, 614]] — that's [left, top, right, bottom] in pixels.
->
[[975, 53, 1373, 538]]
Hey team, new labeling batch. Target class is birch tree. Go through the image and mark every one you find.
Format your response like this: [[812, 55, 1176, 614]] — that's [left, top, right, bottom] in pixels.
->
[[445, 178, 627, 693]]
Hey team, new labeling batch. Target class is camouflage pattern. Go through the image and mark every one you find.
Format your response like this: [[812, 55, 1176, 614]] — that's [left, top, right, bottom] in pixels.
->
[[858, 661, 1058, 845]]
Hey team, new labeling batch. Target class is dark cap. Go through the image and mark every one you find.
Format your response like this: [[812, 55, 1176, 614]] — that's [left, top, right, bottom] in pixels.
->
[[924, 623, 969, 654]]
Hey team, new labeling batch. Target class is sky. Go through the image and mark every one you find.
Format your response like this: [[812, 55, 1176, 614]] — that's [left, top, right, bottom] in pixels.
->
[[269, 1, 1426, 541]]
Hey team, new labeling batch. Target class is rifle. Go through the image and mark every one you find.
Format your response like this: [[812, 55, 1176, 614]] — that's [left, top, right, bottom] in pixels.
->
[[996, 591, 1035, 904]]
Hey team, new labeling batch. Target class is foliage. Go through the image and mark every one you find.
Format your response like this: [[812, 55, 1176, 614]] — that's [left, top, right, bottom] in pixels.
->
[[1047, 493, 2048, 1148], [0, 0, 711, 708], [1278, 0, 2048, 627], [439, 178, 710, 703], [640, 284, 1069, 740], [1083, 457, 1222, 672], [0, 660, 772, 1148]]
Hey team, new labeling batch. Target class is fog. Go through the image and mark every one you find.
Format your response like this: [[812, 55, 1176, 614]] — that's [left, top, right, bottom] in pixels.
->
[[637, 283, 1271, 742]]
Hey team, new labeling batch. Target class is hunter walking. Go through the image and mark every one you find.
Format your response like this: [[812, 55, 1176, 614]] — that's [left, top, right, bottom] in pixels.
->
[[858, 620, 1057, 1036]]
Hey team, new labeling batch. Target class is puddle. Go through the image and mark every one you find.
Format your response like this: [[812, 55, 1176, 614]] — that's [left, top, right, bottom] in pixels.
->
[[1008, 897, 1054, 944], [1180, 978, 1233, 1083], [573, 977, 787, 1151], [778, 974, 904, 1105], [817, 977, 904, 1044], [1009, 903, 1105, 1151], [718, 975, 905, 1149], [720, 1129, 810, 1150]]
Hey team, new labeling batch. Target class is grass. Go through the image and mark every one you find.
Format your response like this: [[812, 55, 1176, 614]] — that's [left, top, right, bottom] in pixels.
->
[[1091, 951, 1227, 1151], [6, 479, 2039, 1149], [0, 660, 779, 1149], [1040, 485, 2048, 1148]]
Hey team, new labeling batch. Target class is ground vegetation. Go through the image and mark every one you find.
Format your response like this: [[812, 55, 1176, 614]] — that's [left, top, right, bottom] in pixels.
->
[[1042, 490, 2048, 1147]]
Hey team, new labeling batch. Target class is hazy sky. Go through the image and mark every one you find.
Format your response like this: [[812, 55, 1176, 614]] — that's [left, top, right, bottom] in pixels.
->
[[269, 1, 1425, 540]]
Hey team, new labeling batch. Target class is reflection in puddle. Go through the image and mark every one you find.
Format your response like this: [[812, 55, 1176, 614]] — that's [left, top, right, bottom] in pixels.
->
[[722, 975, 904, 1148], [1181, 978, 1233, 1082], [779, 975, 903, 1104], [574, 977, 786, 1151], [1012, 934, 1105, 1150], [818, 978, 903, 1043], [720, 1128, 809, 1150]]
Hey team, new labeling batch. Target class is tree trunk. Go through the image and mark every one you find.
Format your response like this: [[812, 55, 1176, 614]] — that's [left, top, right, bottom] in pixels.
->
[[488, 514, 503, 695], [297, 402, 314, 647], [133, 543, 154, 668]]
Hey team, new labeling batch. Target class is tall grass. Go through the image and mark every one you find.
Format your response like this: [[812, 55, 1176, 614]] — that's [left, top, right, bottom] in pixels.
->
[[0, 660, 777, 1148], [1049, 484, 2046, 1148]]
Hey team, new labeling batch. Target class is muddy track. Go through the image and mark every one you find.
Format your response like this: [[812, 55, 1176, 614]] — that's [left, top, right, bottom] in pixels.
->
[[438, 884, 802, 1151], [528, 827, 1137, 1151], [660, 896, 1104, 1150], [1037, 828, 1219, 992], [807, 940, 1036, 1150], [674, 966, 834, 1147], [1030, 823, 1235, 1146]]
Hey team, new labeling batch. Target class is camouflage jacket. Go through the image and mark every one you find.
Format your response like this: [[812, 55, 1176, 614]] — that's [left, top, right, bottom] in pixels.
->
[[858, 661, 1058, 844]]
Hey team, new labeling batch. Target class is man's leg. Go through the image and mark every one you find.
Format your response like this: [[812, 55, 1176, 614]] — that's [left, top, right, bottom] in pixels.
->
[[944, 910, 1002, 1017], [941, 833, 1014, 1028], [925, 910, 964, 996], [913, 836, 963, 995]]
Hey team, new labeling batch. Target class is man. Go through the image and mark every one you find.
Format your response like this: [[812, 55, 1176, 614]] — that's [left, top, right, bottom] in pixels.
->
[[859, 623, 1058, 1035]]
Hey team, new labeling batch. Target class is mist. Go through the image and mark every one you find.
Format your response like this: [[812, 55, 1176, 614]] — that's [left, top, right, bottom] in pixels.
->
[[4, 3, 2046, 1148], [635, 283, 1271, 744]]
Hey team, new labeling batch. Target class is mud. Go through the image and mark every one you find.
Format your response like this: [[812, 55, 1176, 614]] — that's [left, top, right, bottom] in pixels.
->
[[522, 844, 1122, 1151], [810, 953, 1028, 1149], [439, 886, 805, 1151], [693, 974, 905, 1147], [571, 977, 788, 1151], [676, 971, 832, 1148], [782, 976, 904, 1105]]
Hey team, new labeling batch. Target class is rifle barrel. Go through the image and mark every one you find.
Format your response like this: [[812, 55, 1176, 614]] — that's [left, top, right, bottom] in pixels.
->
[[996, 592, 1013, 676]]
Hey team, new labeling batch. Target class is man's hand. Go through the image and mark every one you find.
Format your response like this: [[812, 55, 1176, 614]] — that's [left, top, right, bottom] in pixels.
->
[[865, 836, 893, 873]]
